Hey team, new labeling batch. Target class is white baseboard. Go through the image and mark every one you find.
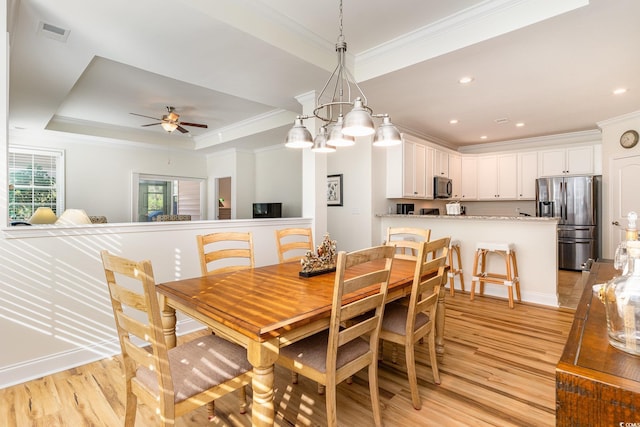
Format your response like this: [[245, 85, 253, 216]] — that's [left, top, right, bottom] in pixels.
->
[[0, 318, 205, 389]]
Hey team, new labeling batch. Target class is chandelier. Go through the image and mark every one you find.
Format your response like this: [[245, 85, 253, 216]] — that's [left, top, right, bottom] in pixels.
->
[[285, 0, 401, 152]]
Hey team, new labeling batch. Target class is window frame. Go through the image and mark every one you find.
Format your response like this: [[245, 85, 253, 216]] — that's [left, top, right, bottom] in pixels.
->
[[8, 146, 65, 222]]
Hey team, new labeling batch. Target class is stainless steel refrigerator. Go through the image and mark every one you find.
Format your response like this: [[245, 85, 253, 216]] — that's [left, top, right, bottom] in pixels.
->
[[536, 175, 601, 271]]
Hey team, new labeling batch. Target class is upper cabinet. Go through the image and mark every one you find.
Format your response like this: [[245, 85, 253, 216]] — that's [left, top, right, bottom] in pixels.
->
[[517, 151, 538, 200], [433, 149, 449, 177], [460, 156, 477, 200], [449, 154, 462, 199], [538, 145, 596, 177], [386, 133, 599, 202], [387, 135, 433, 199], [476, 154, 517, 200]]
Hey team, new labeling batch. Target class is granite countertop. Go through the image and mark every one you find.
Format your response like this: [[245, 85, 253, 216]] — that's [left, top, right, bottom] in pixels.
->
[[377, 214, 558, 222]]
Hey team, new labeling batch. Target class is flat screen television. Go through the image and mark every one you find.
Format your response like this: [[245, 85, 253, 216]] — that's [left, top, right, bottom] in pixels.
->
[[252, 202, 282, 218]]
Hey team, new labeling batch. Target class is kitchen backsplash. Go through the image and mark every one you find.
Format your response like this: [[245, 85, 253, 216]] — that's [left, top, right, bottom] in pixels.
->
[[386, 199, 536, 217]]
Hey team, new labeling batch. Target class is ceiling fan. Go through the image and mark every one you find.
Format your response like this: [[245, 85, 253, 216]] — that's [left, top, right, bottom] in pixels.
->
[[130, 106, 208, 134]]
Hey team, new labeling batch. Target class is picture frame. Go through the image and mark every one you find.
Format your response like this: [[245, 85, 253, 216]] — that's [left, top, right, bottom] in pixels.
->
[[327, 174, 343, 206]]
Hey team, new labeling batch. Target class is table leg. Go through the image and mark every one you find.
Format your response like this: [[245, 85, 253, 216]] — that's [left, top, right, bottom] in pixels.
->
[[247, 339, 279, 427], [160, 298, 177, 349], [436, 285, 446, 361]]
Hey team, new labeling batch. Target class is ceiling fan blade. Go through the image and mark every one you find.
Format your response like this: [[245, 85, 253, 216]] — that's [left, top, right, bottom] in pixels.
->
[[176, 125, 189, 134], [141, 122, 162, 127], [179, 122, 208, 129], [130, 112, 162, 120]]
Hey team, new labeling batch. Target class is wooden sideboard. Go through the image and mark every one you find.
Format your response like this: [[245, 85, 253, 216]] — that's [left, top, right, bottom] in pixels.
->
[[556, 260, 640, 426]]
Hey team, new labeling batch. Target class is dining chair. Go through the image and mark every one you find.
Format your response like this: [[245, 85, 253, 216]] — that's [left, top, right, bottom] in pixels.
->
[[275, 227, 314, 263], [385, 226, 431, 259], [100, 250, 253, 426], [196, 231, 255, 275], [277, 245, 395, 427], [378, 237, 450, 410]]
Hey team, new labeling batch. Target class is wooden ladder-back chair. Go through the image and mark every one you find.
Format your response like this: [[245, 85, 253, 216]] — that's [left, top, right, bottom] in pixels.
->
[[196, 231, 255, 275], [100, 250, 252, 426], [275, 227, 314, 263], [276, 245, 395, 427], [386, 227, 431, 260], [379, 237, 450, 410]]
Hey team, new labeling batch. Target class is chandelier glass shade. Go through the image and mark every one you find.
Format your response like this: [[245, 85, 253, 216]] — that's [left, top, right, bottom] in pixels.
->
[[311, 126, 336, 153], [161, 121, 178, 133], [285, 117, 314, 148], [372, 115, 403, 146], [285, 0, 400, 150]]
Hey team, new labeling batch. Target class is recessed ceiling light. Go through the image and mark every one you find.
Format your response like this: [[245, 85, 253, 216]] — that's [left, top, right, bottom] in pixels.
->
[[449, 119, 459, 124], [516, 122, 525, 127], [458, 76, 474, 84], [480, 135, 488, 140], [613, 88, 627, 95]]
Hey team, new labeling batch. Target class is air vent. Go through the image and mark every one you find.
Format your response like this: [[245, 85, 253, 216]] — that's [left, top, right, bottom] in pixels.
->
[[37, 21, 70, 42]]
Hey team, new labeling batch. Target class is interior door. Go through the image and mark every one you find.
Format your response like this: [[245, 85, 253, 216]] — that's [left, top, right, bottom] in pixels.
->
[[611, 155, 640, 255]]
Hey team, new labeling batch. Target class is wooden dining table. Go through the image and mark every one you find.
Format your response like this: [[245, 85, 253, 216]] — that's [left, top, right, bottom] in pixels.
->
[[156, 257, 447, 427]]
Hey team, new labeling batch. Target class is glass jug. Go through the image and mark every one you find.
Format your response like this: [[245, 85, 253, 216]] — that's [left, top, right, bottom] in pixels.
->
[[603, 240, 640, 356]]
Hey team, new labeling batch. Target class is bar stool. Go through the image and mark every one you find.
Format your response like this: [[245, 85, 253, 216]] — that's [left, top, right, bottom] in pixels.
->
[[470, 242, 521, 308], [447, 239, 465, 296]]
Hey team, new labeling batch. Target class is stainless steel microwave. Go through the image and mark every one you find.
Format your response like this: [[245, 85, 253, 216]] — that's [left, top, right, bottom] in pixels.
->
[[434, 176, 453, 199]]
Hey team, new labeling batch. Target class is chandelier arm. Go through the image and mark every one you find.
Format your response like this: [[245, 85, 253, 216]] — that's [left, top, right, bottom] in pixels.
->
[[340, 65, 368, 107]]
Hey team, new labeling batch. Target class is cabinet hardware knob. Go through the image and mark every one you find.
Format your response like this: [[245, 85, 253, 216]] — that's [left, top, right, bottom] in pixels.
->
[[612, 221, 620, 226]]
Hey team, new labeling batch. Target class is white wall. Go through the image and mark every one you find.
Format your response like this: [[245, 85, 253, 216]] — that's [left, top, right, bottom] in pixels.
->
[[326, 138, 374, 252], [10, 130, 208, 223], [598, 110, 640, 257], [254, 145, 302, 217]]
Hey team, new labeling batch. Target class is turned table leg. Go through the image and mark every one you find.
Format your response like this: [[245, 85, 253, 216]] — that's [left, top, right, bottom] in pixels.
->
[[247, 339, 279, 427]]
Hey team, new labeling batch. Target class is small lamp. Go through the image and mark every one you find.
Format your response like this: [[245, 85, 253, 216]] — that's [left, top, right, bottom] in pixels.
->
[[28, 207, 58, 224], [56, 209, 92, 225]]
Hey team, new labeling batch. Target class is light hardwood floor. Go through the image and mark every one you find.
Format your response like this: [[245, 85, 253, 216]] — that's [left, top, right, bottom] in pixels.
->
[[0, 290, 576, 426]]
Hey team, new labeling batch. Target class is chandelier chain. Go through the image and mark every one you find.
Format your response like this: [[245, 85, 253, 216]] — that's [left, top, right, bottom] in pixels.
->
[[338, 0, 344, 42]]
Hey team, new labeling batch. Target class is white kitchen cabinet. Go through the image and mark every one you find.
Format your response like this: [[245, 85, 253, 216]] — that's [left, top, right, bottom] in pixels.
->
[[477, 154, 517, 200], [538, 145, 595, 176], [448, 154, 462, 199], [517, 151, 538, 199], [434, 149, 449, 177], [386, 136, 432, 199], [460, 156, 477, 200]]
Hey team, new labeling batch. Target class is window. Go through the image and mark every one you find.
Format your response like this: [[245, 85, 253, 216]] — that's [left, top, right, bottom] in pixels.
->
[[8, 147, 65, 221], [132, 173, 205, 222]]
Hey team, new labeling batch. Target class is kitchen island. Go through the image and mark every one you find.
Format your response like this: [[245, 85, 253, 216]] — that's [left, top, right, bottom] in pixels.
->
[[378, 214, 560, 307]]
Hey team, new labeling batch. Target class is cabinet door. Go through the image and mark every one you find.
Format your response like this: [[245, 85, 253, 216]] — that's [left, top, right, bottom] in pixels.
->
[[497, 153, 518, 199], [518, 151, 538, 199], [449, 154, 462, 199], [412, 144, 427, 197], [460, 156, 477, 200], [477, 156, 498, 199], [434, 149, 449, 177], [402, 141, 416, 197], [424, 146, 434, 199], [566, 146, 593, 175], [539, 149, 566, 176]]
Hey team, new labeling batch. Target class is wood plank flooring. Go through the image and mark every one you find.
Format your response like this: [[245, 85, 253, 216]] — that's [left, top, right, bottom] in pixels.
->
[[0, 290, 576, 426]]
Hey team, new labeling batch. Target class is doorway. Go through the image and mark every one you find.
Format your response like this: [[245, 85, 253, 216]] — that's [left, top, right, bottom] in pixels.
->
[[216, 177, 232, 220], [611, 155, 640, 253]]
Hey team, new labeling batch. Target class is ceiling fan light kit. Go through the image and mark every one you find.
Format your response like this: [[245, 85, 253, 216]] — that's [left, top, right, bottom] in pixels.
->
[[130, 106, 208, 135], [285, 0, 400, 151]]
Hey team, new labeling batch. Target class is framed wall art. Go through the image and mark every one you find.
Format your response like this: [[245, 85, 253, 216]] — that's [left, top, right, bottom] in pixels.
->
[[327, 174, 343, 206]]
